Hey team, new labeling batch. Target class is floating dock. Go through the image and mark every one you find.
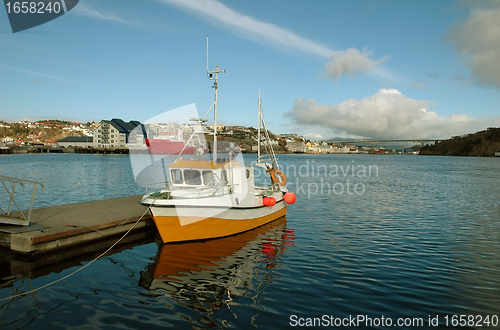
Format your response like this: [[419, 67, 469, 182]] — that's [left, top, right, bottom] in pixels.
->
[[0, 195, 153, 255]]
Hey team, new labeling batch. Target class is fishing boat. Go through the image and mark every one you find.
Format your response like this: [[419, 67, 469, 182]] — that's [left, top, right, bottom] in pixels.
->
[[140, 42, 296, 243]]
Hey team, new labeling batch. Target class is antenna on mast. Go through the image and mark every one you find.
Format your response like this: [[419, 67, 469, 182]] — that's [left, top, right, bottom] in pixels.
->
[[206, 35, 225, 165]]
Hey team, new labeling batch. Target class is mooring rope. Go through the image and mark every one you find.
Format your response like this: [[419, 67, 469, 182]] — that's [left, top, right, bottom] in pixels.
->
[[0, 207, 150, 302]]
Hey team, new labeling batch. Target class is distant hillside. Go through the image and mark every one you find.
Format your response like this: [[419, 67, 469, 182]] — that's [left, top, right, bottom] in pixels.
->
[[420, 127, 500, 157]]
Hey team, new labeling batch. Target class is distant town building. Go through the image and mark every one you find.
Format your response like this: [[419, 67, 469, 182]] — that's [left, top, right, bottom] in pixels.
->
[[329, 146, 350, 154], [93, 119, 142, 149], [286, 141, 306, 153], [58, 136, 94, 148], [318, 145, 330, 153]]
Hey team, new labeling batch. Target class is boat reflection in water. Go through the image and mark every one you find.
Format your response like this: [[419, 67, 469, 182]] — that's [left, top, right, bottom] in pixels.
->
[[140, 217, 294, 324]]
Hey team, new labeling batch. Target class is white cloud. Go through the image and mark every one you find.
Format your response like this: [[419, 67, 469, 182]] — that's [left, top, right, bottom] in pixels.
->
[[158, 0, 387, 79], [304, 133, 324, 140], [285, 88, 500, 139], [73, 3, 129, 24], [409, 81, 427, 89], [158, 0, 331, 57], [324, 48, 389, 80], [0, 61, 75, 83], [448, 6, 500, 87]]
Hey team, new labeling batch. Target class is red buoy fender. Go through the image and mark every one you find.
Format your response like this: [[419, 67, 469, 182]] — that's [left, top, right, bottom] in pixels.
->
[[283, 192, 296, 204]]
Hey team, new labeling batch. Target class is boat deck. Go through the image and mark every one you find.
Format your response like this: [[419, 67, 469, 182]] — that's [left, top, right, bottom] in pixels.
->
[[0, 195, 153, 255]]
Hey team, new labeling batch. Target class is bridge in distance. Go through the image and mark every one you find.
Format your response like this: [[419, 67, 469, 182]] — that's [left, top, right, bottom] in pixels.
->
[[329, 139, 443, 148]]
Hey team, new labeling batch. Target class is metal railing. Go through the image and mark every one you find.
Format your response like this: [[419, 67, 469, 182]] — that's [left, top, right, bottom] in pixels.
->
[[145, 181, 169, 196], [0, 175, 44, 226]]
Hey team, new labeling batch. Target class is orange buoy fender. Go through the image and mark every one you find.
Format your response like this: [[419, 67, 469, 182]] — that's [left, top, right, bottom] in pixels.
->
[[268, 197, 276, 206], [283, 192, 296, 204], [262, 196, 270, 206], [270, 169, 286, 186]]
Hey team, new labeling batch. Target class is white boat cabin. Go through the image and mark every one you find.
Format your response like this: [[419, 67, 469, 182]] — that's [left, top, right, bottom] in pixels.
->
[[167, 160, 256, 199]]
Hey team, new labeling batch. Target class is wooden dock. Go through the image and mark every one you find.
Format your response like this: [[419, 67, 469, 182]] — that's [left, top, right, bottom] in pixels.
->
[[0, 195, 154, 255]]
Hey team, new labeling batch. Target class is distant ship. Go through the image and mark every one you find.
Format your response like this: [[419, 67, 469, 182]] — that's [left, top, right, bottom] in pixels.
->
[[0, 145, 10, 154], [144, 138, 198, 154]]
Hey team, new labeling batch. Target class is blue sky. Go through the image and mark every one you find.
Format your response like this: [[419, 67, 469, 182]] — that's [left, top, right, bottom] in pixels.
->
[[1, 0, 499, 140]]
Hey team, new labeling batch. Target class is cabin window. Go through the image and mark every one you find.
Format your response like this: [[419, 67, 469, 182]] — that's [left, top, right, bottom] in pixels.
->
[[221, 170, 228, 184], [171, 169, 183, 184], [184, 170, 202, 185], [202, 170, 214, 185]]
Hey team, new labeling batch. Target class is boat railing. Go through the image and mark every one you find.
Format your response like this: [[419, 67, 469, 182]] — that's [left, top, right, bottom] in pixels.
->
[[170, 183, 240, 199], [145, 181, 169, 196], [194, 183, 232, 198], [255, 184, 276, 194], [207, 183, 239, 197], [0, 174, 45, 226]]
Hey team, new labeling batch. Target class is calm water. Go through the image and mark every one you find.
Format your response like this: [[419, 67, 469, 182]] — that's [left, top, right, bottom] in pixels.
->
[[1, 153, 499, 329]]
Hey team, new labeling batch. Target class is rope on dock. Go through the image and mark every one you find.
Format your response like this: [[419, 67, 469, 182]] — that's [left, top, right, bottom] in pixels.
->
[[0, 207, 151, 302]]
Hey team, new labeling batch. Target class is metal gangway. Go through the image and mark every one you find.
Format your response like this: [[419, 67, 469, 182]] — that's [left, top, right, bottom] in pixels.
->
[[0, 175, 44, 226]]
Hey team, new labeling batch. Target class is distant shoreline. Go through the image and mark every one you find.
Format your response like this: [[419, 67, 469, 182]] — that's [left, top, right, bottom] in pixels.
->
[[420, 127, 500, 157], [1, 146, 418, 156], [3, 148, 497, 157]]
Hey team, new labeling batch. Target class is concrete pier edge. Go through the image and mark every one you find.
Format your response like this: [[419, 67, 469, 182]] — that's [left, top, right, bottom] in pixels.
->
[[0, 195, 154, 255]]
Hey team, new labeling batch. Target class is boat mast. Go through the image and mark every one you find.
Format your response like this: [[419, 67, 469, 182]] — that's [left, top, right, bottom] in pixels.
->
[[257, 90, 262, 164], [258, 94, 279, 170], [207, 36, 225, 165]]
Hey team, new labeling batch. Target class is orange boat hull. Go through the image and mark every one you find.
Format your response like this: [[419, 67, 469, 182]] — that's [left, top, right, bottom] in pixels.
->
[[151, 204, 287, 243]]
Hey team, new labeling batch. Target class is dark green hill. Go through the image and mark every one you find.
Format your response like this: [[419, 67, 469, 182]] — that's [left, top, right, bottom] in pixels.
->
[[420, 127, 500, 157]]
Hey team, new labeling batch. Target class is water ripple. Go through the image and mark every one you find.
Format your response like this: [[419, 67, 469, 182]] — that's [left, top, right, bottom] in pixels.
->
[[1, 154, 500, 329]]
